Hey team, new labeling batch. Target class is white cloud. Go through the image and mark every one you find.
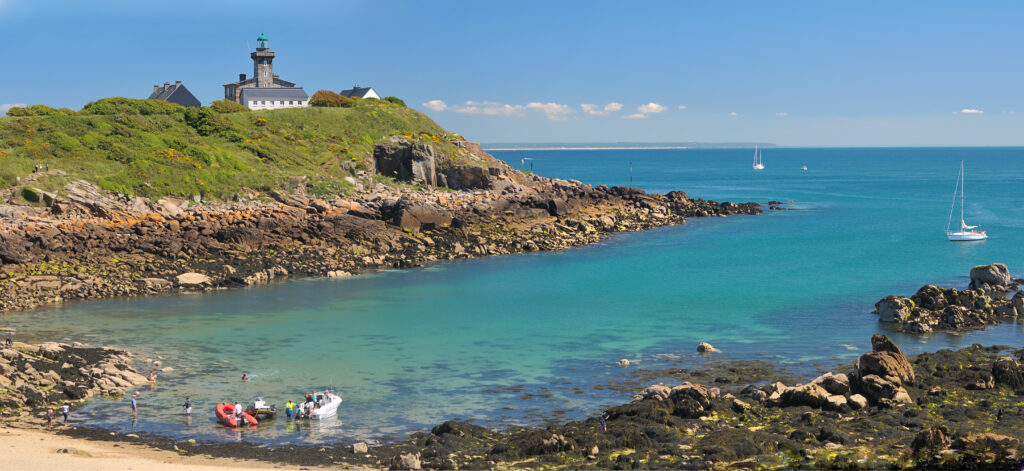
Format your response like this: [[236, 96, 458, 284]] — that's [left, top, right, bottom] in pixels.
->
[[775, 112, 789, 117], [678, 105, 688, 110], [0, 103, 27, 115], [422, 100, 447, 112], [452, 101, 525, 117], [960, 108, 984, 114], [526, 102, 574, 121], [624, 113, 647, 119], [637, 102, 667, 114], [581, 102, 624, 116], [729, 111, 739, 117]]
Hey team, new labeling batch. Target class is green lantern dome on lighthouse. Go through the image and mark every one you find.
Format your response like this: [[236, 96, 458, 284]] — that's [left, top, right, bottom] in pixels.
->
[[256, 33, 269, 50]]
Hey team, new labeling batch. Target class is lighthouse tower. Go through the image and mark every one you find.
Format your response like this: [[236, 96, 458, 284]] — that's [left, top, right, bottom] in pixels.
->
[[251, 33, 276, 88]]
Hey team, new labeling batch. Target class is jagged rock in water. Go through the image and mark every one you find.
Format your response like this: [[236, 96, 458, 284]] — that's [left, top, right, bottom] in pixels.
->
[[876, 296, 914, 323]]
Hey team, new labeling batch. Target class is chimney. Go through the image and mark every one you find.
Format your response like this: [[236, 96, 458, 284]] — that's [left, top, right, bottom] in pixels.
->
[[153, 85, 159, 93], [164, 82, 171, 90], [239, 73, 246, 81], [272, 73, 279, 78], [175, 80, 182, 86]]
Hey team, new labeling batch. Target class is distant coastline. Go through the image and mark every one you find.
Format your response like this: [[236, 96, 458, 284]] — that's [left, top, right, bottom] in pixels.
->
[[485, 145, 694, 151], [483, 142, 777, 151]]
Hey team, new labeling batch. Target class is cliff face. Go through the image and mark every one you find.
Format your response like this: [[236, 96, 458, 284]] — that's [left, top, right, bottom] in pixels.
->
[[0, 140, 762, 312]]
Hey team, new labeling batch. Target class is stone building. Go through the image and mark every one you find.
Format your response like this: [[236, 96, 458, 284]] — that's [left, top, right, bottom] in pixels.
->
[[222, 33, 309, 110], [147, 81, 201, 108]]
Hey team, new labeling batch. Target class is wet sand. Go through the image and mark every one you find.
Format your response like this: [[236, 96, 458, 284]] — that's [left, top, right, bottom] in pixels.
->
[[0, 424, 360, 471]]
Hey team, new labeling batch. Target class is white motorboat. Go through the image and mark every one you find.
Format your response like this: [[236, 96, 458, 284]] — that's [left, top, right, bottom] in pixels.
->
[[752, 146, 765, 170], [945, 160, 987, 241], [297, 390, 342, 419]]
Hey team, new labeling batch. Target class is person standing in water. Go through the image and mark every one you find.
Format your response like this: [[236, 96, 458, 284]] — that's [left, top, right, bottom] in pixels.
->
[[182, 397, 192, 416], [284, 399, 296, 419], [241, 374, 248, 382], [130, 393, 138, 418]]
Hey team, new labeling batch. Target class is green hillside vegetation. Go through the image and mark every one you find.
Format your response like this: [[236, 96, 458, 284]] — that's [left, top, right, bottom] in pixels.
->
[[0, 97, 474, 201]]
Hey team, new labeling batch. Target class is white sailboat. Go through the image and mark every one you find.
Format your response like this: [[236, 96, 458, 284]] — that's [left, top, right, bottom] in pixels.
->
[[752, 146, 765, 170], [945, 160, 987, 241]]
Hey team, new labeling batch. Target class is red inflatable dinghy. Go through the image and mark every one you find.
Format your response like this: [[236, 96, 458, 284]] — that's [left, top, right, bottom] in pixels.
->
[[216, 402, 258, 427]]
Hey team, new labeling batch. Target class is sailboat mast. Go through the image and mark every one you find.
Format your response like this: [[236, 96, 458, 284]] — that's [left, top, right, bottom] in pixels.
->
[[960, 161, 965, 225]]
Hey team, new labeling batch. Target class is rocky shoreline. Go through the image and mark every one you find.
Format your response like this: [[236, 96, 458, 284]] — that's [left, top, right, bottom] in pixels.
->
[[875, 263, 1024, 334], [23, 336, 1024, 470], [0, 340, 148, 414], [0, 142, 762, 313]]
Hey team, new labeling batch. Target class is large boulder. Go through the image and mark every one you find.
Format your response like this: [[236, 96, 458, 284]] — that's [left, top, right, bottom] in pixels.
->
[[858, 374, 912, 406], [374, 142, 436, 187], [910, 285, 949, 311], [438, 165, 492, 190], [912, 425, 952, 451], [175, 272, 211, 287], [876, 296, 914, 323], [668, 382, 712, 418], [992, 356, 1024, 391], [778, 383, 830, 408], [855, 334, 915, 386], [969, 263, 1011, 291], [379, 198, 452, 231]]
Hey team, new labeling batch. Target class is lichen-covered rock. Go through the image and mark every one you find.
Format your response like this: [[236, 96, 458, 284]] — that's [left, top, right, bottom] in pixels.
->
[[876, 296, 914, 322], [969, 263, 1011, 291]]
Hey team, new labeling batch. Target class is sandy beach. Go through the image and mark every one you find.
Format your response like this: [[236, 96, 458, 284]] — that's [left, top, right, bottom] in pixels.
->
[[0, 424, 353, 471]]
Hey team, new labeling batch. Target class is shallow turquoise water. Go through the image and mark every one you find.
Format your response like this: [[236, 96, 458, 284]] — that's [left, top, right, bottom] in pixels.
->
[[4, 147, 1024, 444]]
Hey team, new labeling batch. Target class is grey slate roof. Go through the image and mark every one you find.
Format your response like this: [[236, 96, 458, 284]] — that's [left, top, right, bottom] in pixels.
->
[[340, 86, 376, 98], [240, 87, 309, 102], [147, 83, 201, 108]]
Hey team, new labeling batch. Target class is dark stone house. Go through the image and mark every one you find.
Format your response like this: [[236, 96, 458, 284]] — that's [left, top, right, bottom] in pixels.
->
[[147, 81, 201, 108]]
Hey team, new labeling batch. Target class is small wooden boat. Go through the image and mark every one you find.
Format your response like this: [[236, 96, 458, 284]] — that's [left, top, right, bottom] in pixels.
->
[[216, 402, 258, 427]]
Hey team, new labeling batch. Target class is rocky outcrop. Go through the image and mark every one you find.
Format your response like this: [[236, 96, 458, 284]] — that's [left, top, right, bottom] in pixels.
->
[[0, 164, 763, 313], [374, 142, 437, 187], [0, 341, 146, 413], [875, 265, 1021, 333]]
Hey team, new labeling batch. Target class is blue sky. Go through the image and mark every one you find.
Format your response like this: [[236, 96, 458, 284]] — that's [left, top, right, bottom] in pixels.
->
[[1, 0, 1022, 146]]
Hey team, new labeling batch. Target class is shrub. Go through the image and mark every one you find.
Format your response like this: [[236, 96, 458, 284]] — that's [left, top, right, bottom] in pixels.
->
[[81, 97, 184, 116], [5, 104, 76, 117], [183, 107, 229, 136], [310, 90, 354, 108], [211, 100, 250, 113], [383, 96, 407, 107]]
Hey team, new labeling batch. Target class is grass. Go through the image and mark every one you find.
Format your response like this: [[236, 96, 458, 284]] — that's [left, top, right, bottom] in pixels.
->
[[0, 98, 485, 200]]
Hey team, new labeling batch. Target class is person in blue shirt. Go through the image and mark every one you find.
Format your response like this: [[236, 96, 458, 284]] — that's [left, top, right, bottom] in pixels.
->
[[131, 393, 138, 418]]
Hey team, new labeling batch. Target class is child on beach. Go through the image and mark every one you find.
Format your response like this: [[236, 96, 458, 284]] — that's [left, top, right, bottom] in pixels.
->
[[131, 393, 138, 418], [46, 407, 54, 427], [61, 402, 70, 426], [4, 335, 11, 347]]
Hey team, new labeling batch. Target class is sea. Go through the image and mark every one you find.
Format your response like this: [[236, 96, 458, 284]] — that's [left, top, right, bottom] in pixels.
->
[[4, 147, 1024, 445]]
